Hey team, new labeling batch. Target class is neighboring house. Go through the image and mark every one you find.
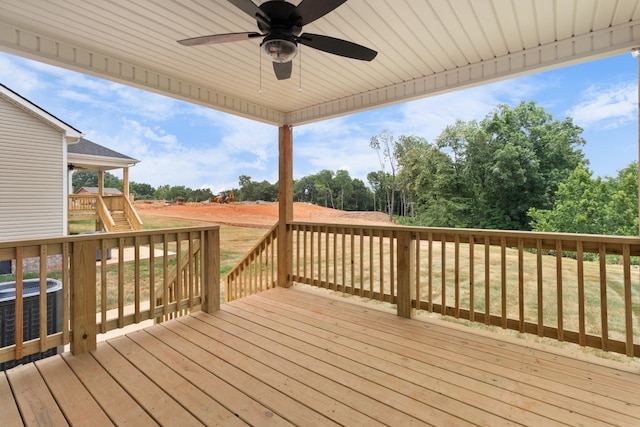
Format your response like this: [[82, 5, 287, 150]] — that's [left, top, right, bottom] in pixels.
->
[[75, 187, 123, 196], [0, 83, 81, 242], [0, 83, 140, 242]]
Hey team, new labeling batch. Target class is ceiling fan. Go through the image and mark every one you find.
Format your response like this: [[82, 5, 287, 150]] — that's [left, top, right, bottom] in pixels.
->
[[177, 0, 377, 80]]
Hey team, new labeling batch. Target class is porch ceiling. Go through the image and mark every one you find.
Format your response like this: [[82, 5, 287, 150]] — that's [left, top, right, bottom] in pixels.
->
[[1, 1, 640, 126]]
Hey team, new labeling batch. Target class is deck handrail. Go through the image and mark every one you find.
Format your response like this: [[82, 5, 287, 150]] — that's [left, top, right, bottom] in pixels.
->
[[0, 226, 220, 365], [95, 195, 117, 231], [226, 220, 640, 357], [224, 223, 278, 302], [122, 195, 143, 230]]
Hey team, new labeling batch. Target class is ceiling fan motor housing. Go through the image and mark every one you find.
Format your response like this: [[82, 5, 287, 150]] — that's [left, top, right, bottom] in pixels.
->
[[258, 1, 302, 63]]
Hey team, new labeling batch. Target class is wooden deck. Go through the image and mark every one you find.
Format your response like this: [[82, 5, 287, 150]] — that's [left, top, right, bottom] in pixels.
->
[[2, 286, 640, 426]]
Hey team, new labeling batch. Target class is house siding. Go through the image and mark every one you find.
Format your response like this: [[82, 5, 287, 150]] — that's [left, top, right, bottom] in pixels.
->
[[0, 97, 65, 241]]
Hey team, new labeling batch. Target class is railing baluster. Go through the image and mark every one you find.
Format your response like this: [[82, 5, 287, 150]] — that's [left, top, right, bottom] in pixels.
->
[[163, 235, 169, 319], [15, 247, 23, 360], [188, 233, 194, 311], [360, 230, 365, 297], [342, 229, 347, 293], [441, 234, 446, 316], [303, 228, 308, 280], [149, 236, 157, 317], [100, 239, 107, 333], [623, 244, 634, 356], [577, 241, 585, 346], [501, 237, 506, 329], [485, 236, 490, 326], [369, 229, 374, 297], [599, 243, 608, 351], [62, 242, 70, 344], [333, 227, 338, 291], [310, 226, 315, 284], [556, 240, 564, 341], [317, 225, 322, 286], [537, 238, 543, 337], [469, 235, 474, 321], [454, 235, 460, 319], [379, 229, 384, 301], [518, 238, 524, 333], [428, 232, 433, 312], [39, 245, 47, 352], [296, 226, 300, 279], [118, 237, 125, 328], [390, 231, 395, 302], [350, 230, 355, 296], [134, 236, 141, 323], [414, 233, 421, 310]]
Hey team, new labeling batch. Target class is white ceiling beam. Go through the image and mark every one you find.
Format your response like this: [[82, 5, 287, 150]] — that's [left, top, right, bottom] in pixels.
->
[[287, 20, 640, 125], [0, 19, 287, 125]]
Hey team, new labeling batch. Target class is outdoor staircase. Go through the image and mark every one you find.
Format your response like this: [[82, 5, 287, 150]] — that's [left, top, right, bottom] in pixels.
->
[[109, 210, 134, 231]]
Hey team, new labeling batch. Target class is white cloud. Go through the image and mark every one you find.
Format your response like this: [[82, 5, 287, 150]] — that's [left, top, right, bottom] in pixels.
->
[[566, 82, 637, 129], [0, 55, 47, 94]]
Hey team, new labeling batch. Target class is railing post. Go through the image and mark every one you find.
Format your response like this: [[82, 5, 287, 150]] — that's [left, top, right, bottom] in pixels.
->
[[396, 230, 416, 318], [70, 239, 97, 355], [202, 228, 220, 313]]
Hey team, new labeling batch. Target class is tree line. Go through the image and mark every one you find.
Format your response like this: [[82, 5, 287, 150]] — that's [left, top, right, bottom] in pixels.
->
[[72, 100, 638, 236]]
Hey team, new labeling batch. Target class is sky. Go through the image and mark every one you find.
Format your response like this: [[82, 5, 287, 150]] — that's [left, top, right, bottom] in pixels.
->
[[0, 50, 638, 193]]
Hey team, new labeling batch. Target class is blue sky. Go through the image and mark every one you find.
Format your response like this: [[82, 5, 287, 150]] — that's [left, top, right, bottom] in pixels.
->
[[0, 51, 637, 193]]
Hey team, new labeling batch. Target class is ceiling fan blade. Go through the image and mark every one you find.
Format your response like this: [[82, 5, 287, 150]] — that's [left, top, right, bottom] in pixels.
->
[[177, 32, 261, 46], [227, 0, 269, 23], [273, 61, 292, 80], [298, 33, 377, 61], [295, 0, 347, 26]]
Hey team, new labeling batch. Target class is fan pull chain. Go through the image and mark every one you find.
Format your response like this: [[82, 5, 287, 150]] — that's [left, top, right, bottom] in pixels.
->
[[298, 46, 302, 93], [258, 47, 263, 94]]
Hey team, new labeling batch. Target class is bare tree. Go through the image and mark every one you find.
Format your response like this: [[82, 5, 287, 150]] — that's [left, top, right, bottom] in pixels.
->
[[370, 130, 400, 221]]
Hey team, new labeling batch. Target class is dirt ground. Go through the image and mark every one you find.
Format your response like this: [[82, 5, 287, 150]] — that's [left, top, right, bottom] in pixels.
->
[[134, 200, 392, 229]]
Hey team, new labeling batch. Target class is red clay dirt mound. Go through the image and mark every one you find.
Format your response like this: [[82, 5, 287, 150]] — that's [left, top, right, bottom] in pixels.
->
[[135, 201, 391, 229]]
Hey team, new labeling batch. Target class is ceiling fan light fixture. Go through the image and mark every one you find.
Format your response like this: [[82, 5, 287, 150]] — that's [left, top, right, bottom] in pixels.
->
[[261, 32, 297, 63]]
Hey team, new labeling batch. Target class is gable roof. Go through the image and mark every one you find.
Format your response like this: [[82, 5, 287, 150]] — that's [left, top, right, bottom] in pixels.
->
[[68, 138, 139, 171], [0, 83, 82, 142], [75, 186, 123, 195], [1, 1, 639, 126]]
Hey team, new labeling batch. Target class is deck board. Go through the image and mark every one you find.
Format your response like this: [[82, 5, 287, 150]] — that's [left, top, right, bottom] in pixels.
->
[[251, 288, 638, 425], [1, 286, 640, 426], [61, 351, 160, 426], [35, 355, 113, 426], [6, 362, 68, 426], [0, 371, 23, 427]]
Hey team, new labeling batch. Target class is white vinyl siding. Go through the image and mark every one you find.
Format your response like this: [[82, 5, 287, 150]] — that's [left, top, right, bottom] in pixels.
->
[[0, 98, 65, 241]]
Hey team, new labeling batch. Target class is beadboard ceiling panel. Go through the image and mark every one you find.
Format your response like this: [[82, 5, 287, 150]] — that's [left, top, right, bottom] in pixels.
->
[[0, 0, 639, 126]]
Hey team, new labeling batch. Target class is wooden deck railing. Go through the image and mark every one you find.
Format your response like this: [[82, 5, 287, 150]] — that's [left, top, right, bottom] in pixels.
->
[[224, 223, 278, 302], [0, 226, 219, 365], [226, 221, 640, 357], [68, 193, 98, 215]]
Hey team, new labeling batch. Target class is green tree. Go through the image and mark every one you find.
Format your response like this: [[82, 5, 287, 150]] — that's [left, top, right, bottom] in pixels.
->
[[529, 162, 638, 236], [462, 102, 585, 230], [72, 171, 122, 192], [129, 181, 155, 200]]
